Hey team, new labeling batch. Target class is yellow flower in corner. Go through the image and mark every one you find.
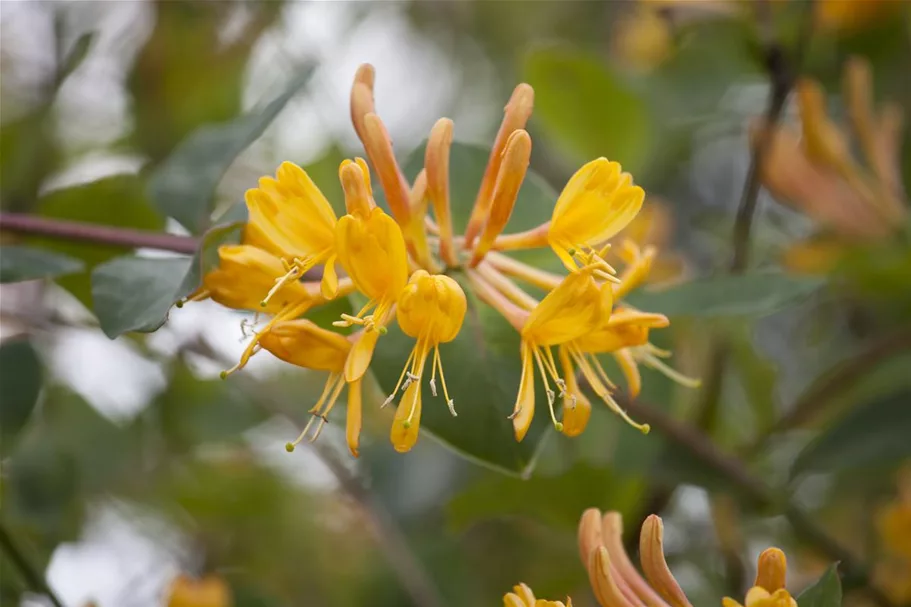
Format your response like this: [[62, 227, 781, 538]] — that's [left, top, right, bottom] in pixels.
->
[[513, 267, 608, 441], [385, 270, 467, 453], [244, 161, 340, 300], [264, 319, 364, 458], [723, 547, 796, 607], [503, 583, 571, 607], [333, 160, 410, 382], [722, 588, 797, 607], [166, 574, 231, 607]]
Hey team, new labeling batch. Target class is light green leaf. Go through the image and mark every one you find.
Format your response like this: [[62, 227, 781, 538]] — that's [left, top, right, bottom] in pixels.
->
[[147, 67, 314, 234], [523, 46, 651, 173], [91, 256, 192, 338], [791, 389, 911, 479], [797, 564, 842, 607], [0, 246, 84, 283], [0, 340, 43, 455], [625, 272, 824, 318], [364, 142, 559, 474]]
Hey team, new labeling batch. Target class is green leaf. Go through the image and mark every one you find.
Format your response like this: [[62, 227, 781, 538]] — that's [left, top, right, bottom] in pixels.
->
[[32, 174, 164, 305], [625, 272, 824, 318], [0, 340, 42, 455], [797, 564, 842, 607], [0, 246, 84, 283], [359, 142, 559, 474], [447, 463, 644, 532], [147, 67, 314, 234], [91, 256, 192, 338], [178, 202, 247, 296], [791, 389, 911, 479], [523, 46, 651, 173]]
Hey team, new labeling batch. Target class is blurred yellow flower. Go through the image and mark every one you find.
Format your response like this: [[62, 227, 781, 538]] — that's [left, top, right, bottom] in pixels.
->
[[166, 574, 232, 607], [815, 0, 897, 33], [385, 270, 467, 452], [874, 465, 911, 603], [504, 583, 572, 607]]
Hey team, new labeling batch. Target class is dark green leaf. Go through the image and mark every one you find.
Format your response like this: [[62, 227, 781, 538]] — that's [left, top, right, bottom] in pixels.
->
[[363, 142, 560, 474], [625, 272, 824, 318], [58, 32, 94, 82], [147, 68, 314, 234], [797, 564, 842, 607], [0, 246, 84, 283], [91, 256, 192, 338], [32, 174, 164, 305], [0, 340, 42, 455], [791, 389, 911, 479], [524, 46, 651, 173]]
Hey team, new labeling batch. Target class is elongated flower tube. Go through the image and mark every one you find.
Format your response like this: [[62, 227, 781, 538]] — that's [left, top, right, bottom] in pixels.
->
[[425, 118, 457, 267], [334, 161, 410, 382], [244, 161, 340, 300], [263, 320, 364, 458], [503, 583, 572, 607], [386, 270, 467, 453], [513, 267, 608, 441]]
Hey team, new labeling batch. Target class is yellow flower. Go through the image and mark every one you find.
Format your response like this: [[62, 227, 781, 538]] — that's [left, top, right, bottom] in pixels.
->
[[503, 583, 572, 607], [263, 319, 364, 458], [874, 465, 911, 602], [548, 158, 645, 272], [196, 244, 317, 315], [165, 574, 231, 607], [384, 270, 467, 453], [513, 267, 608, 441], [333, 161, 410, 382], [721, 588, 797, 607], [816, 0, 897, 33], [723, 547, 796, 607], [243, 160, 340, 300]]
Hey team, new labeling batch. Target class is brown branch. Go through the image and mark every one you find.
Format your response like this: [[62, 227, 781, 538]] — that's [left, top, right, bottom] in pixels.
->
[[0, 212, 198, 255]]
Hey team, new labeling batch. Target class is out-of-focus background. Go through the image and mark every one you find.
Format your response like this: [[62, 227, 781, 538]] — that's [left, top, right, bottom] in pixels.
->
[[1, 1, 911, 606]]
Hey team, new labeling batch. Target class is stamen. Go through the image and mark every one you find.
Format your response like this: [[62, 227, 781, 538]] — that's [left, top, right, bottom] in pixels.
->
[[639, 350, 702, 388], [260, 265, 301, 307], [429, 378, 437, 397], [433, 347, 455, 416], [386, 347, 418, 406]]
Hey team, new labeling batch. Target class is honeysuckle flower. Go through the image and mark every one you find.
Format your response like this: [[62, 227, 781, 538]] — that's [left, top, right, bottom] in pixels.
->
[[512, 267, 609, 441], [815, 0, 897, 33], [385, 270, 467, 452], [166, 574, 231, 607], [262, 319, 364, 458], [333, 161, 410, 382], [503, 583, 572, 607], [874, 465, 911, 603], [244, 160, 341, 300], [722, 546, 797, 607]]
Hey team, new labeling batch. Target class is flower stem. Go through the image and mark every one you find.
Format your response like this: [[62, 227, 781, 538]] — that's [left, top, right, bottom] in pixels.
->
[[0, 212, 198, 254]]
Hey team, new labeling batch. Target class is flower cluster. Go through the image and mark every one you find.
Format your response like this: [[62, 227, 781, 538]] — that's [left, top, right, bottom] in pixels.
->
[[190, 64, 696, 457], [509, 508, 798, 607]]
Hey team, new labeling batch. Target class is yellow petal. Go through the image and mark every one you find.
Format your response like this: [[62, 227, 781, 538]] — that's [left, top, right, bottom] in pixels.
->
[[613, 348, 642, 398], [522, 270, 603, 346], [755, 548, 787, 593], [639, 515, 693, 607], [559, 347, 591, 437], [504, 594, 527, 607], [258, 320, 350, 372], [321, 255, 339, 300], [721, 600, 745, 607], [203, 245, 313, 313], [396, 271, 467, 344], [166, 574, 231, 607], [345, 329, 380, 382], [339, 159, 374, 217], [346, 378, 363, 458], [513, 342, 536, 442], [335, 208, 409, 304], [514, 583, 537, 606], [391, 380, 422, 452]]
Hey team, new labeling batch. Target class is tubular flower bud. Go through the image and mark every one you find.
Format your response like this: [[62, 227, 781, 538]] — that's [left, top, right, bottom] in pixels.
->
[[755, 548, 788, 593], [640, 515, 693, 607], [470, 129, 532, 267], [503, 582, 572, 607], [350, 63, 376, 144], [264, 320, 364, 458], [386, 271, 467, 452], [549, 158, 645, 273], [465, 82, 535, 247], [425, 118, 456, 266], [513, 268, 607, 440], [243, 161, 340, 300]]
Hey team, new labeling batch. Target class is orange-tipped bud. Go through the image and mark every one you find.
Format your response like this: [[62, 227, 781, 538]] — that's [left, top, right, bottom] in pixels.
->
[[426, 118, 456, 266], [639, 515, 693, 607], [796, 79, 853, 173], [362, 113, 412, 226], [589, 546, 636, 607], [465, 83, 535, 247], [350, 64, 376, 143], [470, 130, 532, 267], [755, 547, 788, 593], [578, 508, 604, 567], [339, 160, 373, 216]]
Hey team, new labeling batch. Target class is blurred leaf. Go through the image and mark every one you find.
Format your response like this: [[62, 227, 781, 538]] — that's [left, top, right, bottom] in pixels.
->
[[178, 202, 247, 296], [791, 389, 911, 479], [91, 256, 192, 338], [625, 272, 824, 318], [447, 463, 643, 531], [365, 142, 561, 474], [797, 564, 842, 607], [58, 32, 94, 82], [728, 323, 778, 431], [32, 174, 164, 305], [0, 113, 60, 213], [0, 340, 42, 455], [147, 68, 314, 234], [0, 246, 84, 283], [524, 46, 651, 173]]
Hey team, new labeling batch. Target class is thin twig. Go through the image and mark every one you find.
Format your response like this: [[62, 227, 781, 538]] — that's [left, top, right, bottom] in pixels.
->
[[0, 521, 65, 607], [0, 212, 198, 255]]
